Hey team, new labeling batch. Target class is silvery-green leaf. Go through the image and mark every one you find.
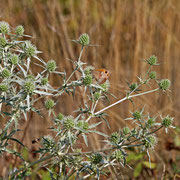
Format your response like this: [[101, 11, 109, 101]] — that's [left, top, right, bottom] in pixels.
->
[[33, 62, 45, 68], [13, 40, 25, 43], [35, 50, 43, 54], [34, 90, 53, 96], [14, 49, 24, 53], [18, 64, 27, 77], [89, 121, 102, 129], [26, 57, 31, 72], [82, 133, 88, 147], [23, 34, 33, 38], [88, 130, 108, 137], [26, 95, 30, 110], [10, 79, 23, 85], [33, 55, 46, 65], [20, 102, 27, 120], [22, 109, 27, 121], [35, 86, 51, 90], [53, 71, 65, 75], [68, 130, 72, 146], [74, 127, 88, 133], [91, 84, 104, 90], [35, 73, 42, 80]]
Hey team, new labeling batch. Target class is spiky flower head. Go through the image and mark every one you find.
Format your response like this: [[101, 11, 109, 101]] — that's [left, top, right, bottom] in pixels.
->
[[46, 60, 57, 72], [41, 78, 48, 85], [147, 55, 157, 65], [162, 116, 174, 128], [101, 80, 110, 92], [83, 74, 92, 86], [123, 127, 131, 135], [78, 33, 90, 46], [0, 37, 7, 47], [0, 21, 10, 34], [113, 150, 124, 161], [93, 92, 101, 101], [149, 71, 156, 79], [133, 111, 141, 120], [84, 66, 94, 75], [45, 99, 55, 110], [10, 54, 19, 65], [0, 84, 8, 92], [24, 41, 37, 57], [90, 153, 103, 164], [129, 83, 138, 92], [1, 69, 11, 78], [57, 113, 64, 121], [64, 116, 75, 130], [77, 120, 89, 130], [26, 74, 35, 81], [42, 135, 55, 149], [143, 135, 157, 149], [110, 132, 119, 144], [159, 79, 171, 90], [15, 25, 24, 36], [146, 118, 155, 128], [24, 81, 35, 94]]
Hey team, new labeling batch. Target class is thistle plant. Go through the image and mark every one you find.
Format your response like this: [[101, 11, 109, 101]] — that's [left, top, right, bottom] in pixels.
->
[[0, 21, 175, 179]]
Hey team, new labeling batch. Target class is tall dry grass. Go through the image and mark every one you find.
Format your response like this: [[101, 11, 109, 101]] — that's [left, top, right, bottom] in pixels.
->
[[0, 0, 180, 178]]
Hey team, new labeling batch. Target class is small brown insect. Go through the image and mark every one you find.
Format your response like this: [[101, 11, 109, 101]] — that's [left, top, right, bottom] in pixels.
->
[[92, 69, 111, 84], [32, 138, 40, 144]]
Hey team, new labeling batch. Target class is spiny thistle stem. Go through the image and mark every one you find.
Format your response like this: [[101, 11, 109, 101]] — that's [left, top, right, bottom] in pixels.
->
[[94, 88, 159, 116], [65, 66, 78, 84], [78, 46, 84, 62], [122, 126, 163, 147], [57, 46, 84, 92]]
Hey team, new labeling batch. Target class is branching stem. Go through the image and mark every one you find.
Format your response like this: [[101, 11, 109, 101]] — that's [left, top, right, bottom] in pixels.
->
[[94, 88, 159, 116]]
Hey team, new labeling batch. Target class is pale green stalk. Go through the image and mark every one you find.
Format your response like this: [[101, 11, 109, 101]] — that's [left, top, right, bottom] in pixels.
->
[[94, 88, 159, 116]]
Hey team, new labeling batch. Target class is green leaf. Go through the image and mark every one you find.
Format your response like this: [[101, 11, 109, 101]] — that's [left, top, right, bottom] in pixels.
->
[[133, 162, 142, 177], [142, 161, 156, 169], [7, 129, 20, 138], [126, 152, 145, 163], [9, 138, 25, 147], [4, 118, 14, 132], [174, 135, 180, 147], [3, 148, 24, 160], [38, 169, 52, 180], [22, 147, 29, 161]]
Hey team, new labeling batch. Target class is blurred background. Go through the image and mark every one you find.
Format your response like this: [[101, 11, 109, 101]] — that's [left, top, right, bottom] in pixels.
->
[[0, 0, 180, 179]]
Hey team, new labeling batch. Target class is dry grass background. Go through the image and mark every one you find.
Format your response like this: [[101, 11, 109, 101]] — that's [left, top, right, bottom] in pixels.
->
[[0, 0, 180, 179]]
